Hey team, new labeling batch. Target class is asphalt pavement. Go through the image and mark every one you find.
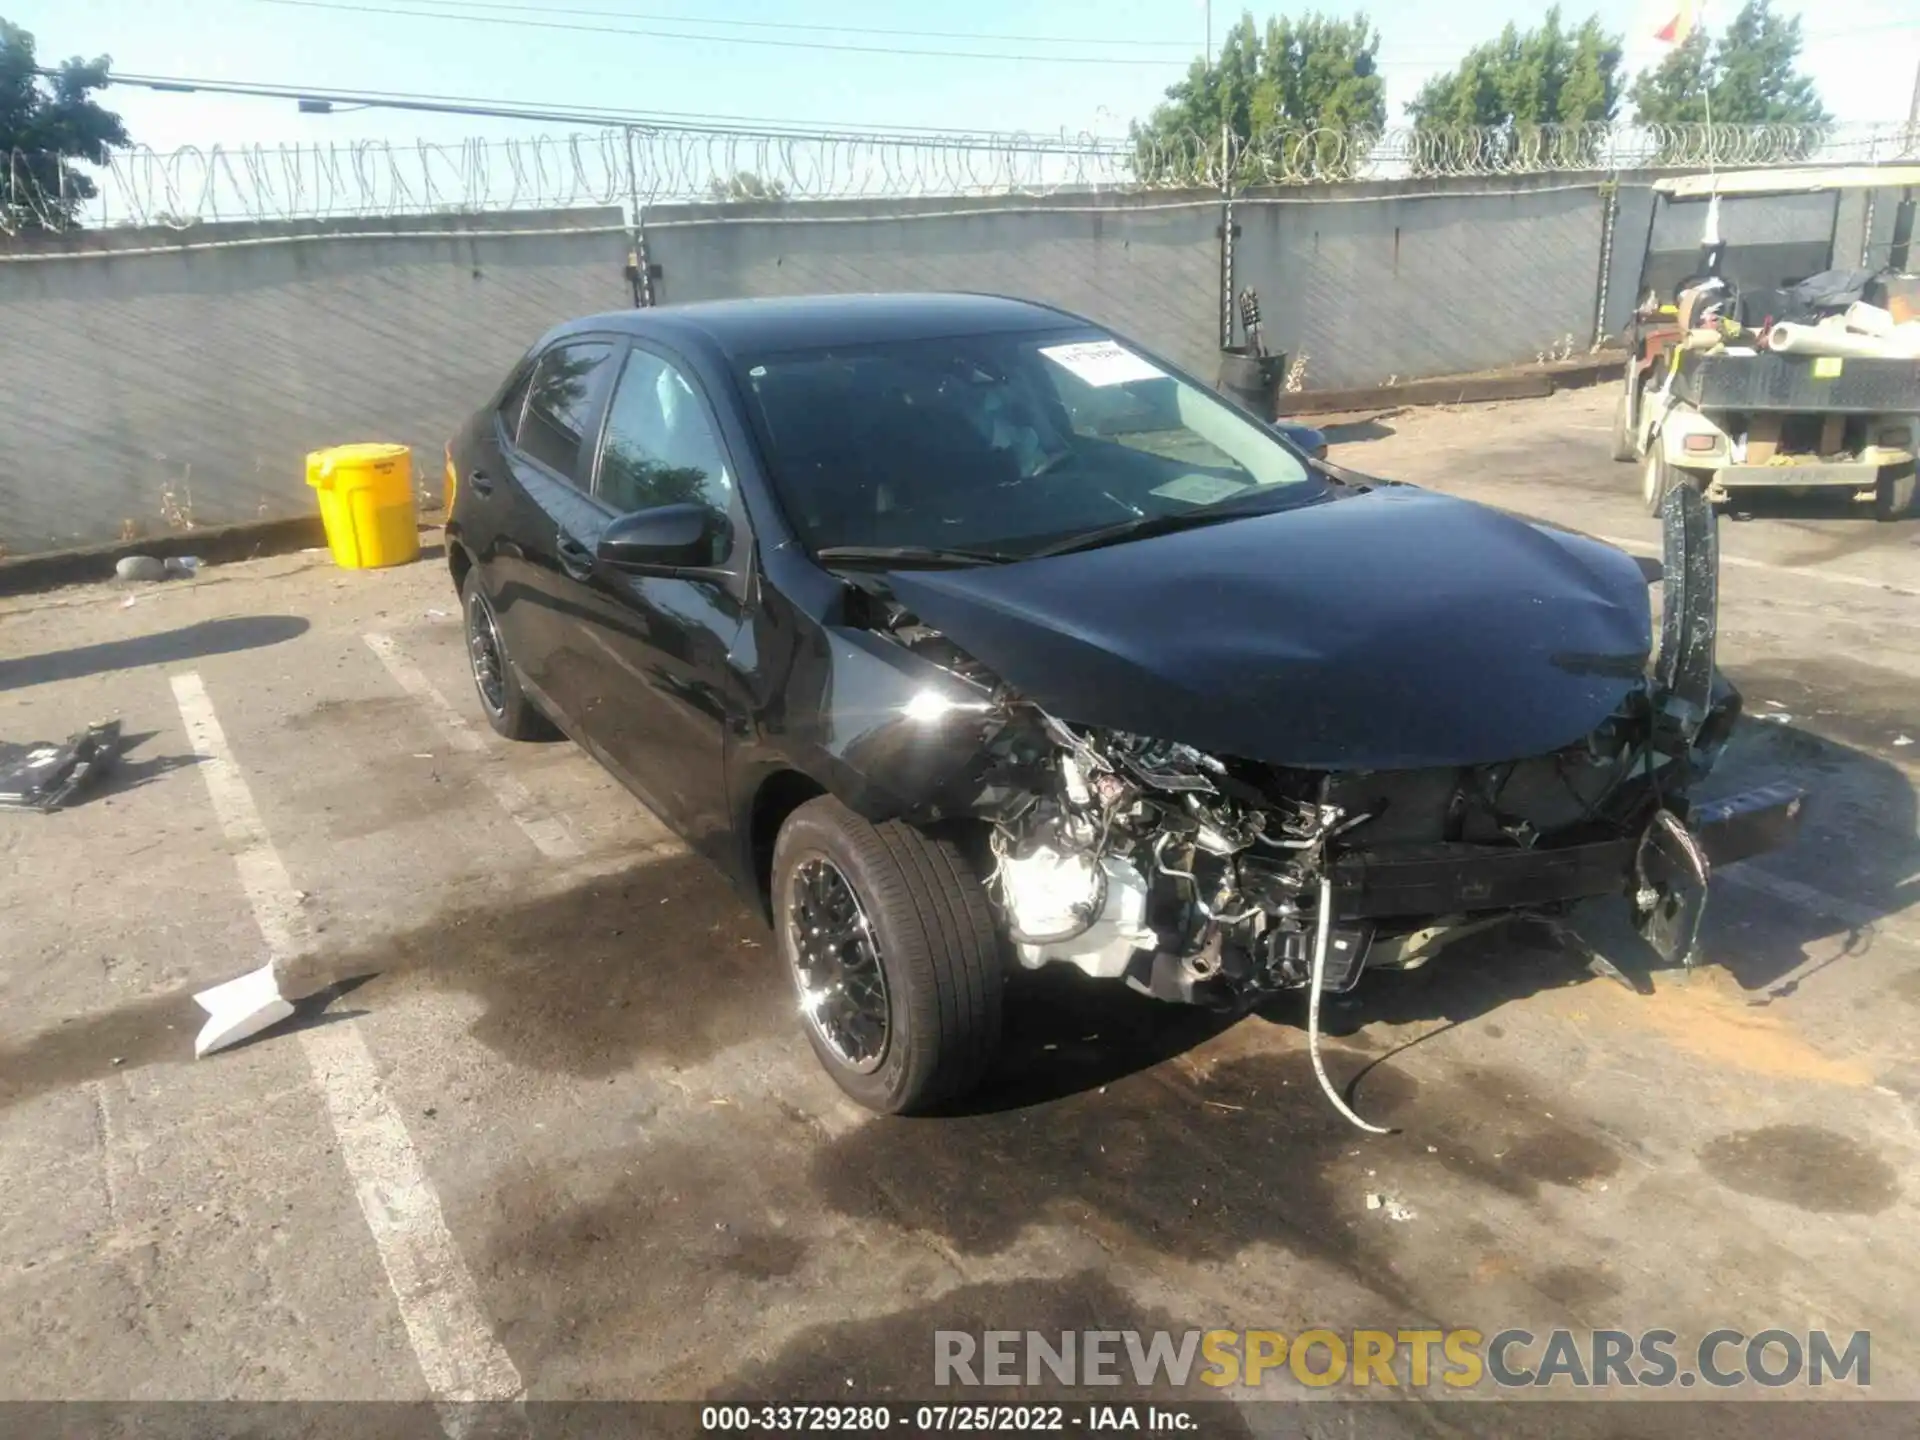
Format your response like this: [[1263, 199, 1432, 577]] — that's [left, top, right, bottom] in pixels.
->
[[2, 386, 1916, 1433]]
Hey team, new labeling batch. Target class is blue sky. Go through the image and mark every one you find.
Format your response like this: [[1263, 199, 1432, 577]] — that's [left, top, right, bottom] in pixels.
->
[[8, 0, 1914, 153]]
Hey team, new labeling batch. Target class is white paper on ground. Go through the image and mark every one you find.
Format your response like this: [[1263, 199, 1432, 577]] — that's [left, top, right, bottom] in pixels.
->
[[193, 963, 296, 1057], [1039, 340, 1164, 388]]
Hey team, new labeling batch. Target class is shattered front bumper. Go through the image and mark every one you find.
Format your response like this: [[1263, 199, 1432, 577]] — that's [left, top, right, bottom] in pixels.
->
[[1332, 781, 1805, 922]]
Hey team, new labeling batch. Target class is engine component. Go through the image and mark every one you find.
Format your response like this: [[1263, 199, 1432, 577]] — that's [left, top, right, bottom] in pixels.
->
[[999, 845, 1156, 980]]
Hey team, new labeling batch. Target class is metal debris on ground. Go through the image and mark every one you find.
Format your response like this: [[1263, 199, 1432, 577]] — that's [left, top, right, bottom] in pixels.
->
[[114, 554, 204, 583], [0, 720, 122, 812], [1365, 1192, 1417, 1221]]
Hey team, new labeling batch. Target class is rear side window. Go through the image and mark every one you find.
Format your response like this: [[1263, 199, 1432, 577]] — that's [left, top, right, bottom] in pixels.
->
[[517, 341, 616, 484], [496, 363, 534, 434]]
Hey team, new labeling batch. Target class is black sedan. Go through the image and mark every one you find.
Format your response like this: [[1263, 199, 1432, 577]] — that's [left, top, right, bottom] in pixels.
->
[[444, 293, 1803, 1117]]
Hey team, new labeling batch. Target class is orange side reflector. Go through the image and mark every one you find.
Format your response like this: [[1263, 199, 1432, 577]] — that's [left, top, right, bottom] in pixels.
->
[[444, 443, 458, 513]]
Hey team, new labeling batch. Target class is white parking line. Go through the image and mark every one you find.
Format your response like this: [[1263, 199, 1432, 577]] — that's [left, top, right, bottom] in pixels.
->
[[169, 672, 526, 1416], [363, 631, 581, 862]]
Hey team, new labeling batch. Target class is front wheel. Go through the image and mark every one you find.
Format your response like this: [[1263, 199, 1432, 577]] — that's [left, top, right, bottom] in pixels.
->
[[773, 797, 1004, 1114], [1641, 446, 1672, 516], [1611, 370, 1641, 463]]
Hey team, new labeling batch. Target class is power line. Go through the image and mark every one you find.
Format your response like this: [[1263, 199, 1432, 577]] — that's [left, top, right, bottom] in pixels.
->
[[297, 0, 1198, 50], [78, 68, 1132, 142], [252, 0, 1190, 65]]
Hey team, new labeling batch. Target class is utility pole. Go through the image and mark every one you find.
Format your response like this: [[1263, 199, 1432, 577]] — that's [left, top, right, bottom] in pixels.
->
[[1205, 0, 1213, 66], [1906, 54, 1919, 156]]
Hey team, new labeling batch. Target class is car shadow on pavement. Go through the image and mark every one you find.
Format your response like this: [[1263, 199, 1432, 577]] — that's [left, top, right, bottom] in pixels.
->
[[940, 965, 1236, 1116], [0, 615, 310, 691]]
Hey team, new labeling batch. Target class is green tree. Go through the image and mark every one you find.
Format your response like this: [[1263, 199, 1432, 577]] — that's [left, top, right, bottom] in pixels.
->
[[1629, 0, 1828, 131], [1407, 6, 1623, 166], [706, 170, 788, 203], [0, 19, 128, 231], [1131, 10, 1386, 184]]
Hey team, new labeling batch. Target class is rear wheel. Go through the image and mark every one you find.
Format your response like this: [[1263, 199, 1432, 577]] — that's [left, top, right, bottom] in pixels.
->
[[773, 797, 1004, 1114], [462, 569, 559, 741], [1875, 470, 1917, 523]]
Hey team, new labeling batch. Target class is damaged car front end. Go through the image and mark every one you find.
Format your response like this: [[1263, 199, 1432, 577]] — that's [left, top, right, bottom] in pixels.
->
[[816, 479, 1801, 1125], [450, 294, 1807, 1119]]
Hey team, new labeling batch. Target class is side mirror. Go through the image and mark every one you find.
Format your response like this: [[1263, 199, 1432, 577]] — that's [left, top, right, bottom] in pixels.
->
[[597, 504, 724, 572], [1272, 419, 1328, 460]]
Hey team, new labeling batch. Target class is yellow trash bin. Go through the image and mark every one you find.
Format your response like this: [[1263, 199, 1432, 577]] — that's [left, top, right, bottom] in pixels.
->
[[306, 443, 420, 569]]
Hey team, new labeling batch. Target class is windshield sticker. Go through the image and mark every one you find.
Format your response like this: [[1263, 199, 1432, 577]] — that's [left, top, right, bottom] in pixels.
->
[[1151, 473, 1247, 506], [1040, 340, 1166, 388]]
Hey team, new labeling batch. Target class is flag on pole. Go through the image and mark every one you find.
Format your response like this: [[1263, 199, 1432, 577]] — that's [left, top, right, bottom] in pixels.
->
[[1653, 0, 1696, 44]]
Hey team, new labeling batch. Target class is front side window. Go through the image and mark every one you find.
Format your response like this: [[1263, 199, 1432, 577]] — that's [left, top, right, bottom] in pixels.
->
[[735, 329, 1316, 557], [596, 346, 734, 564], [517, 341, 616, 483]]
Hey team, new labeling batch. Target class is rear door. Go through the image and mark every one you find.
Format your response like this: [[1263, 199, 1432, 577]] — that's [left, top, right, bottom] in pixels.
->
[[494, 337, 620, 712]]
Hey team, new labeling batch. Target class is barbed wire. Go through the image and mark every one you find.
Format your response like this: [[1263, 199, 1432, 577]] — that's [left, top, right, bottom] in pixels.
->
[[4, 120, 1914, 234]]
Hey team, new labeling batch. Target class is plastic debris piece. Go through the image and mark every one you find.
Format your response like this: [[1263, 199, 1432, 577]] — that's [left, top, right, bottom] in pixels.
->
[[119, 596, 138, 609], [1896, 736, 1913, 747], [1757, 713, 1791, 724], [164, 556, 204, 578], [0, 720, 122, 812], [1365, 1191, 1415, 1220], [193, 964, 296, 1057]]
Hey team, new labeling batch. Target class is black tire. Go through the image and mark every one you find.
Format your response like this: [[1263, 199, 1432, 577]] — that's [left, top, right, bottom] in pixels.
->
[[1611, 371, 1640, 463], [1875, 470, 1917, 523], [773, 796, 1004, 1114], [461, 568, 559, 741], [1640, 445, 1672, 517]]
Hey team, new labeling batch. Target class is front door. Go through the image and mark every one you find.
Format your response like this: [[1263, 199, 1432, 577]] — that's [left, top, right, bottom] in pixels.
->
[[564, 341, 751, 857]]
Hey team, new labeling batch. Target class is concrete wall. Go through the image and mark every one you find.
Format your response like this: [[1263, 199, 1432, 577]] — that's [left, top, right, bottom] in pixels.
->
[[7, 175, 1900, 557], [643, 193, 1226, 380], [0, 208, 630, 556], [1233, 176, 1610, 390]]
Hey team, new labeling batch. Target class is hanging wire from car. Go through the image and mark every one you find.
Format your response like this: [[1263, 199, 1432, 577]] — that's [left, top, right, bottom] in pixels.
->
[[1301, 807, 1394, 1134]]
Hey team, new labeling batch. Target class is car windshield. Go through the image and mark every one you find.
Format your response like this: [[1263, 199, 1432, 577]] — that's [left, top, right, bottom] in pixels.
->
[[734, 328, 1319, 559]]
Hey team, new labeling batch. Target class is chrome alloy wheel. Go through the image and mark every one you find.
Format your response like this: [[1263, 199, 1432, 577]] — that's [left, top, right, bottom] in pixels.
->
[[785, 856, 891, 1073], [466, 588, 508, 719]]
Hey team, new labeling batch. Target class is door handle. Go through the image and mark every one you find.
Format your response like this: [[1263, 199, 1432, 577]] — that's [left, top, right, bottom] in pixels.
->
[[468, 469, 495, 497], [556, 533, 596, 581]]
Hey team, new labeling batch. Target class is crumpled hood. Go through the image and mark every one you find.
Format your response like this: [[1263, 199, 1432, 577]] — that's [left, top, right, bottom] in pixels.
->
[[881, 486, 1654, 771]]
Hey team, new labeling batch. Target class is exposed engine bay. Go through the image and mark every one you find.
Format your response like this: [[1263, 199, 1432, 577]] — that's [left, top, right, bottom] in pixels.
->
[[840, 485, 1806, 1129]]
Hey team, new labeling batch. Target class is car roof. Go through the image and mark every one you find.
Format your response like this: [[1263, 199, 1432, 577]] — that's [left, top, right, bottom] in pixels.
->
[[553, 292, 1094, 358]]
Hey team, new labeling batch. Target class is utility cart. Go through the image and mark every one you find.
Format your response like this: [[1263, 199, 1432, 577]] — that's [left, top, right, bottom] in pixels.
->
[[1613, 166, 1920, 520]]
